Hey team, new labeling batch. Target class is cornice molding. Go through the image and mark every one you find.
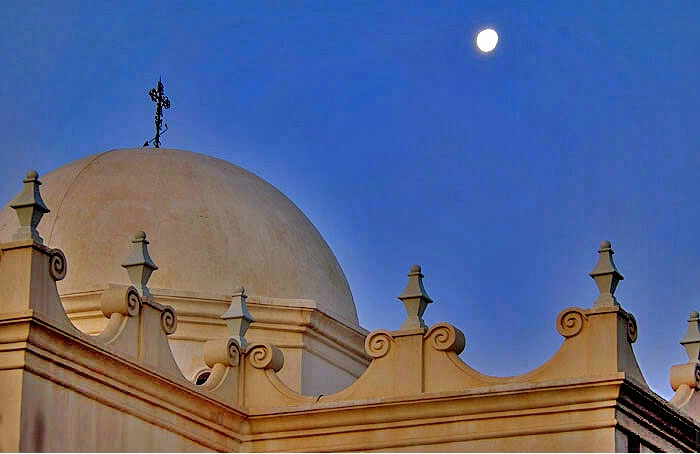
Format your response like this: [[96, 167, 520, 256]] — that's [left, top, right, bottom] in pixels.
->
[[0, 313, 248, 450]]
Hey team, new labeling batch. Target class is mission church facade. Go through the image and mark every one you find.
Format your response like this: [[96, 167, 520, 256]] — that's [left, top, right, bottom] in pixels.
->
[[1, 147, 699, 451]]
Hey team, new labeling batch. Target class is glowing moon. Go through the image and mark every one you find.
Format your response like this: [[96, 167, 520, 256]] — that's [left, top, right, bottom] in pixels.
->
[[476, 28, 498, 53]]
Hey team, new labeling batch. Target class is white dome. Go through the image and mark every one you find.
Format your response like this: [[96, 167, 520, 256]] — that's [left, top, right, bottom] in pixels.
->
[[0, 148, 359, 326]]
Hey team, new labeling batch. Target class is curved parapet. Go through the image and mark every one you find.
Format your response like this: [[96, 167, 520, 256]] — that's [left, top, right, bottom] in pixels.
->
[[199, 338, 315, 410], [0, 171, 656, 422], [243, 343, 315, 409], [306, 309, 643, 403], [0, 171, 190, 383], [233, 246, 648, 411], [235, 305, 645, 410]]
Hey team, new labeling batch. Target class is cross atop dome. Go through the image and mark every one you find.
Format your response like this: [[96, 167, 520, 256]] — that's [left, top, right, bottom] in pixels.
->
[[144, 78, 171, 148]]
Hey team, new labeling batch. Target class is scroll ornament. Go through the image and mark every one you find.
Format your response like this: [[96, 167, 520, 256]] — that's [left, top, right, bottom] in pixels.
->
[[204, 338, 241, 368], [160, 306, 177, 335], [627, 313, 638, 343], [557, 308, 588, 338], [48, 248, 67, 281], [100, 286, 141, 318], [425, 323, 466, 354], [365, 330, 395, 359], [248, 343, 284, 372], [670, 362, 700, 391]]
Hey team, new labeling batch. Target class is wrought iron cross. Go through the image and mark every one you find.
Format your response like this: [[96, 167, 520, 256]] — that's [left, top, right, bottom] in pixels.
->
[[146, 78, 171, 148]]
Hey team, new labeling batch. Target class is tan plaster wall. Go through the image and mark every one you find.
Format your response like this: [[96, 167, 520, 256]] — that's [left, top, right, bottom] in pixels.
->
[[375, 428, 615, 452], [169, 338, 208, 380], [278, 348, 303, 392], [301, 348, 358, 396], [19, 372, 213, 452], [243, 376, 623, 452], [0, 369, 23, 452]]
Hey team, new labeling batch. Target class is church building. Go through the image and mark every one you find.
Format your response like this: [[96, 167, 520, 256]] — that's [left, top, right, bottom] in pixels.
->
[[1, 147, 699, 451]]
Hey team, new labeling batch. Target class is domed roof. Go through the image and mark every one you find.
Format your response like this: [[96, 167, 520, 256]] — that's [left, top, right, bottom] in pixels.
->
[[0, 148, 359, 326]]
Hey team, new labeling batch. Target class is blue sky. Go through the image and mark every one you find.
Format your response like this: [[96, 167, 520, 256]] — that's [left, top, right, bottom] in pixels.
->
[[1, 1, 699, 399]]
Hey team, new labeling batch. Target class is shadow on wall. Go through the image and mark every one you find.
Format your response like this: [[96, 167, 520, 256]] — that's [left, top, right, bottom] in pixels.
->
[[31, 413, 44, 452]]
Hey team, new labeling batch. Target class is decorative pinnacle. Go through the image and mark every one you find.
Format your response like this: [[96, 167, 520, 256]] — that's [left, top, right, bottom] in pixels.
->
[[680, 311, 700, 362], [589, 240, 624, 308], [397, 264, 433, 330], [9, 170, 50, 243], [121, 231, 158, 299], [221, 286, 255, 349]]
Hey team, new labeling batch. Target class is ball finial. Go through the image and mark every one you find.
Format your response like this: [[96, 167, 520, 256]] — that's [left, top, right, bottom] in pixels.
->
[[690, 311, 699, 320], [410, 264, 421, 273], [26, 169, 39, 179], [134, 230, 147, 241], [600, 240, 612, 249]]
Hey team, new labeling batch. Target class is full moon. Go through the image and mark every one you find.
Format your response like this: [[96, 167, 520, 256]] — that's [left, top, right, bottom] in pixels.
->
[[476, 28, 499, 53]]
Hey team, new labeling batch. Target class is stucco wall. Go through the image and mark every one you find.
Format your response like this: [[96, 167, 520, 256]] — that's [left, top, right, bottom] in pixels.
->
[[19, 372, 213, 452]]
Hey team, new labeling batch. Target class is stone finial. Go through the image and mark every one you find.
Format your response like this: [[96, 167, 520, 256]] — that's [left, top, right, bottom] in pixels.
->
[[680, 311, 700, 362], [221, 286, 255, 349], [397, 264, 433, 330], [121, 231, 158, 299], [589, 240, 624, 308], [9, 170, 50, 243]]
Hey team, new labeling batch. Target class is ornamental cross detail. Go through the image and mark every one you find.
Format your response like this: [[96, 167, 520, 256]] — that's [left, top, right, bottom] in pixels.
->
[[145, 78, 171, 148]]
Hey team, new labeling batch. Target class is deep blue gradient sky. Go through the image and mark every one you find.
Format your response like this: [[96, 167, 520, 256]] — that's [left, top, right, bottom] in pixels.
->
[[2, 1, 699, 399]]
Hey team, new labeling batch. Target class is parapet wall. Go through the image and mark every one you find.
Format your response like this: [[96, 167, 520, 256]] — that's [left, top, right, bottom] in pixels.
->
[[1, 170, 698, 452]]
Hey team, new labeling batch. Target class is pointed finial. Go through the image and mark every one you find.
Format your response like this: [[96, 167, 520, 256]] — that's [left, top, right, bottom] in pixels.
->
[[9, 170, 50, 243], [680, 311, 700, 362], [121, 231, 158, 299], [397, 264, 433, 330], [589, 240, 624, 308], [221, 286, 255, 349]]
